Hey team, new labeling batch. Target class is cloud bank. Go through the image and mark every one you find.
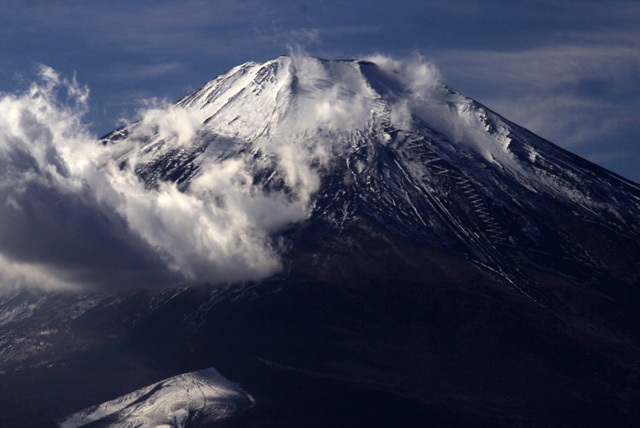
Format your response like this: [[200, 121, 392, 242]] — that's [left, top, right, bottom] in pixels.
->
[[0, 66, 308, 292], [0, 67, 183, 291]]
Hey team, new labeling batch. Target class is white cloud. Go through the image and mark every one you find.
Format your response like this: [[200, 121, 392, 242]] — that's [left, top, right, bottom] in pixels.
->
[[434, 35, 640, 148], [481, 94, 636, 148], [0, 65, 308, 291], [14, 0, 254, 53], [102, 63, 188, 81]]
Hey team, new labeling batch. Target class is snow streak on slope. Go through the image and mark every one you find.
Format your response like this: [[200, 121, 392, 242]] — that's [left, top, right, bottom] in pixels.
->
[[59, 368, 254, 428]]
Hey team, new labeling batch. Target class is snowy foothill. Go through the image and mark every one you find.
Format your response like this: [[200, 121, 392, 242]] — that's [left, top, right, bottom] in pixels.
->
[[59, 368, 254, 428]]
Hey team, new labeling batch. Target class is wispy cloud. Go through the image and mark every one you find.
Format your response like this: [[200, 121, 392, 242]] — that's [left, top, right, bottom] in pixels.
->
[[8, 1, 385, 58], [413, 0, 481, 15], [435, 29, 640, 149], [9, 0, 257, 54], [439, 43, 640, 90], [102, 63, 188, 81], [477, 93, 637, 148], [584, 151, 626, 164], [316, 24, 384, 37]]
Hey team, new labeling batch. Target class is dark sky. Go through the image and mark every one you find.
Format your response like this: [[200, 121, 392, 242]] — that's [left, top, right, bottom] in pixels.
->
[[1, 0, 639, 181]]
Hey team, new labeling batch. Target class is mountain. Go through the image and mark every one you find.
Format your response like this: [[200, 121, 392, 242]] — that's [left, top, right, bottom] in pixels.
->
[[1, 56, 640, 427]]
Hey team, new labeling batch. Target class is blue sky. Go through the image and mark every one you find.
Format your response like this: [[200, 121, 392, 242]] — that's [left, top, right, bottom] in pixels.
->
[[1, 0, 639, 181]]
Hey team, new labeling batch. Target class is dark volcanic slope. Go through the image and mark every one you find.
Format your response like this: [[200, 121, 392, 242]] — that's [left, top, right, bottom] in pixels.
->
[[1, 56, 639, 428]]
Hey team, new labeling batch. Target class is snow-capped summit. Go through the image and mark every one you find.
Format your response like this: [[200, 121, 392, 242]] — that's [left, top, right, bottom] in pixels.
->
[[105, 55, 640, 208]]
